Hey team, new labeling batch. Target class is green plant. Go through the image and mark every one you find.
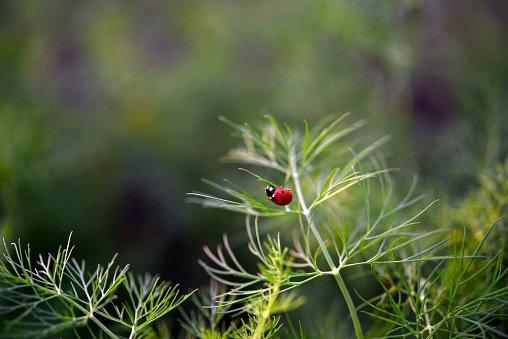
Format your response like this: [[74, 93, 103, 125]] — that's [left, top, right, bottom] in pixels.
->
[[447, 159, 508, 256], [0, 233, 193, 338], [1, 115, 506, 338], [187, 115, 507, 338], [359, 219, 507, 338]]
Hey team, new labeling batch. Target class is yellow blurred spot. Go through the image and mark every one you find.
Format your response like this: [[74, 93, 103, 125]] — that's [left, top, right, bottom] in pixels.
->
[[121, 91, 157, 133]]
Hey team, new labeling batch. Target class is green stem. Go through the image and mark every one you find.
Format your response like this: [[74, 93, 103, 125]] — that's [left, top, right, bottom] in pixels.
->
[[253, 280, 280, 339], [89, 314, 119, 339], [129, 296, 142, 339], [290, 149, 335, 270], [333, 273, 364, 339], [290, 147, 364, 339]]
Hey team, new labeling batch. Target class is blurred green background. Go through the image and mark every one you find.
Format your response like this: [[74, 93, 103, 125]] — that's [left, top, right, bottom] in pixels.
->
[[0, 0, 507, 332]]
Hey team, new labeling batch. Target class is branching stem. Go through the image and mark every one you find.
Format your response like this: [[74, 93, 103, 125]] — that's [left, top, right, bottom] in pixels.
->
[[290, 146, 364, 339]]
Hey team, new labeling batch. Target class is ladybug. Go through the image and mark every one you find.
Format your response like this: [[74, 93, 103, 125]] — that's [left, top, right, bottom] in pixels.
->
[[265, 186, 293, 206]]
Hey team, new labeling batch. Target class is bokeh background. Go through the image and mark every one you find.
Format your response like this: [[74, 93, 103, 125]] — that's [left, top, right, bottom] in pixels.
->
[[1, 0, 507, 335]]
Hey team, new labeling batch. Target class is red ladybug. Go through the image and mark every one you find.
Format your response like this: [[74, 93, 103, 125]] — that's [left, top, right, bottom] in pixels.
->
[[265, 186, 293, 206]]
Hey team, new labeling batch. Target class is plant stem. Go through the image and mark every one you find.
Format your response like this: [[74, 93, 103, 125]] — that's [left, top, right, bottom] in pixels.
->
[[290, 147, 364, 339], [254, 280, 280, 339], [333, 273, 364, 339], [290, 148, 335, 270]]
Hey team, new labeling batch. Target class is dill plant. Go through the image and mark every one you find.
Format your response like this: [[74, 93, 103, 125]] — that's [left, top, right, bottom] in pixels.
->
[[187, 114, 508, 338], [1, 115, 506, 338], [0, 233, 193, 338]]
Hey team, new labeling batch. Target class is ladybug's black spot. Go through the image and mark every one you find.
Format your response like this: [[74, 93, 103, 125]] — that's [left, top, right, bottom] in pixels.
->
[[280, 190, 285, 194], [281, 198, 285, 203], [271, 197, 276, 201]]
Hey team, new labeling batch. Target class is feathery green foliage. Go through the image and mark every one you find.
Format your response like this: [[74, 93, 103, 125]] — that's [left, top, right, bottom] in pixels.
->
[[0, 233, 194, 338], [1, 115, 506, 338], [188, 115, 507, 338]]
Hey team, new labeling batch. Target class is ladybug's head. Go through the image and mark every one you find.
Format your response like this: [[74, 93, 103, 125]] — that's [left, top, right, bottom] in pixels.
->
[[265, 185, 275, 197]]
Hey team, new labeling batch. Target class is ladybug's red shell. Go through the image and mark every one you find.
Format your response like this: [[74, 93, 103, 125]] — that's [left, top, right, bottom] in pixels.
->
[[265, 186, 293, 206]]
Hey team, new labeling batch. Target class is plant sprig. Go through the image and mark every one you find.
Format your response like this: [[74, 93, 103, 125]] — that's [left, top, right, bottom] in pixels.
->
[[189, 115, 482, 338], [0, 233, 194, 338], [358, 220, 508, 339]]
